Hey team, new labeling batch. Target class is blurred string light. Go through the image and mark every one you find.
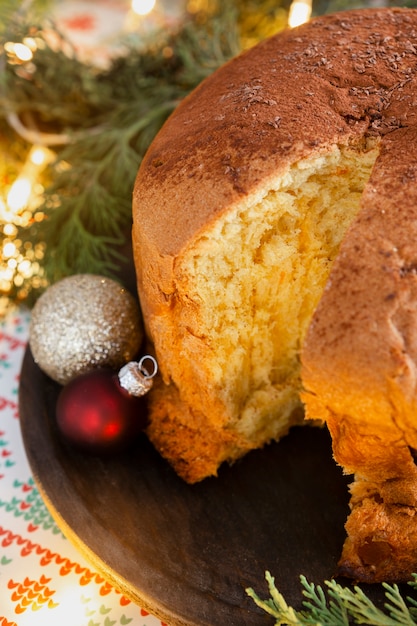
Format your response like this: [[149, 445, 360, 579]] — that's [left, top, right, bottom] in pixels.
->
[[288, 0, 312, 27], [4, 37, 36, 63], [131, 0, 157, 16], [0, 142, 53, 313], [7, 146, 54, 212]]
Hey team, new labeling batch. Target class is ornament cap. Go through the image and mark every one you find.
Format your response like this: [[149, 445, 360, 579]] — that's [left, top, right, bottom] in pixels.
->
[[118, 356, 158, 397]]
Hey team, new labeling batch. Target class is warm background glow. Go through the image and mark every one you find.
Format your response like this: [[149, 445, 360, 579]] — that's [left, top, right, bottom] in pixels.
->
[[288, 0, 312, 27], [131, 0, 157, 16], [0, 143, 52, 312]]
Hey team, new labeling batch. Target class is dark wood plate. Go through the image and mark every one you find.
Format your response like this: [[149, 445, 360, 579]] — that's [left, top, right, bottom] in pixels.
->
[[19, 346, 354, 626]]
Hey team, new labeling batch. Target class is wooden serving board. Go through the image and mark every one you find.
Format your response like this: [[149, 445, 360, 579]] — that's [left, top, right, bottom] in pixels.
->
[[19, 346, 352, 626]]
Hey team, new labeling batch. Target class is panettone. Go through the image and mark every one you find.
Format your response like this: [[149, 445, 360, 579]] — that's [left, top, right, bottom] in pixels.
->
[[133, 7, 417, 580]]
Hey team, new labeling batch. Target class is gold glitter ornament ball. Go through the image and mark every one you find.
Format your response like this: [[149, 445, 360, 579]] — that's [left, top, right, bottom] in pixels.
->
[[29, 274, 143, 385]]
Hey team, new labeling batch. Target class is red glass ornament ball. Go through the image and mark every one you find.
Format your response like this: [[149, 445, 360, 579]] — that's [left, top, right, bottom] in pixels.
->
[[56, 368, 147, 453]]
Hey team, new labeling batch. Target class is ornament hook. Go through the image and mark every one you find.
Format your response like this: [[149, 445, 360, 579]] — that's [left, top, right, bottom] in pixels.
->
[[138, 355, 158, 379], [118, 356, 158, 397]]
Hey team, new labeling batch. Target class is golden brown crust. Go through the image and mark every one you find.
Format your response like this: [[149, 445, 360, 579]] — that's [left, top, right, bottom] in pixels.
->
[[134, 7, 417, 255], [134, 8, 407, 257], [133, 6, 417, 572]]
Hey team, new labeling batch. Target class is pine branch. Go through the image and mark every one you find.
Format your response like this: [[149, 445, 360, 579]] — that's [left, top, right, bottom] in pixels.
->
[[0, 3, 243, 296], [325, 580, 416, 626], [247, 572, 417, 626], [301, 576, 350, 625], [247, 571, 307, 625]]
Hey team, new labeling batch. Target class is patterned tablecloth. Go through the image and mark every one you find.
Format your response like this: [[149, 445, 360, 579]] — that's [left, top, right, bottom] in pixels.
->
[[0, 308, 166, 626]]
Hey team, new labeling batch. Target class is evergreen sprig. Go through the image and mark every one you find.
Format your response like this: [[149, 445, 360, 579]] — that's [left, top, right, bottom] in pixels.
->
[[247, 572, 417, 626], [0, 1, 242, 302]]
